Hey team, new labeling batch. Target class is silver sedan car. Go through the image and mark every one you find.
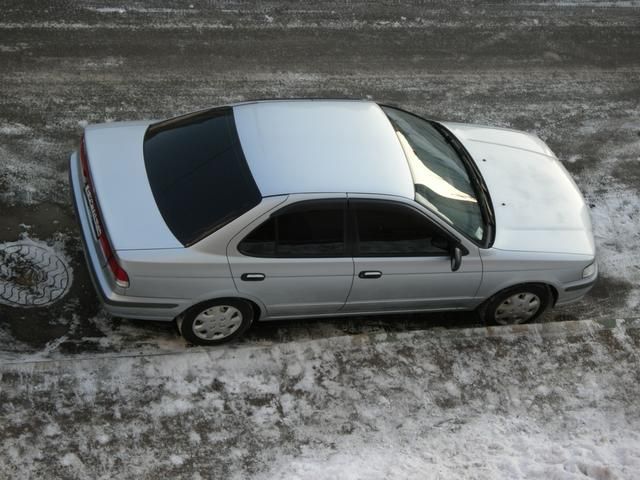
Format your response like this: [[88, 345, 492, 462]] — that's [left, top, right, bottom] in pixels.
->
[[69, 99, 597, 345]]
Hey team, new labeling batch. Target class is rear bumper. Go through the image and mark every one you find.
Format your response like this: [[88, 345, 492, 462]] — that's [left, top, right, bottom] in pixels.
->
[[69, 152, 184, 321]]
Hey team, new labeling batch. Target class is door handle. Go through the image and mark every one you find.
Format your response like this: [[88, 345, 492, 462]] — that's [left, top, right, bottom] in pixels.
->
[[241, 273, 265, 281], [358, 270, 382, 279]]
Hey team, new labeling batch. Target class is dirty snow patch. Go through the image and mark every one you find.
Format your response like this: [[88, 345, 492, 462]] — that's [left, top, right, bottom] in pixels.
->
[[0, 123, 31, 135]]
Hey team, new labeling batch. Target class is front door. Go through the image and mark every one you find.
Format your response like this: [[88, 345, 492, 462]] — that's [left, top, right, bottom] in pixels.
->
[[227, 197, 354, 317], [343, 199, 482, 313]]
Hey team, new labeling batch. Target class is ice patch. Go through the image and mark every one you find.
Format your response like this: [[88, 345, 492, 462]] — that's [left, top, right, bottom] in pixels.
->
[[543, 51, 562, 62], [188, 431, 201, 444], [91, 7, 126, 14], [60, 452, 84, 471], [152, 396, 194, 417], [0, 122, 31, 135], [444, 381, 461, 398], [43, 423, 61, 437]]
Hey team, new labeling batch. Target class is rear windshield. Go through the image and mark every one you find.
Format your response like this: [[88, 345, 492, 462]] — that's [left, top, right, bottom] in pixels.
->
[[144, 107, 261, 246]]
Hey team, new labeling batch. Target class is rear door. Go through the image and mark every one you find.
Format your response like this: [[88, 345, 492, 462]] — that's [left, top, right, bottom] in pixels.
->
[[227, 196, 354, 317], [343, 198, 482, 313]]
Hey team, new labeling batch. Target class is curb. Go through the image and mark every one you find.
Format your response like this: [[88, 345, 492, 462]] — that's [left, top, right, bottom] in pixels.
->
[[442, 317, 640, 340], [1, 317, 638, 369]]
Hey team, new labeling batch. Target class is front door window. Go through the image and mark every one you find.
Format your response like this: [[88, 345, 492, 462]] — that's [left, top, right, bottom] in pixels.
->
[[353, 201, 450, 257]]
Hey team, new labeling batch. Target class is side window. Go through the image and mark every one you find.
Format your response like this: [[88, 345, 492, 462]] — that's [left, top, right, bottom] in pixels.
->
[[354, 201, 450, 256], [238, 218, 275, 256], [239, 201, 346, 257]]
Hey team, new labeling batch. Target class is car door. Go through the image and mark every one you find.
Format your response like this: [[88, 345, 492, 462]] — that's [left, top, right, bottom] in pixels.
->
[[342, 198, 482, 313], [227, 196, 354, 318]]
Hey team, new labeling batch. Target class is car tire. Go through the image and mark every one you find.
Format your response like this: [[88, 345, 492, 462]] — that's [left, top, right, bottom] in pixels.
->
[[479, 284, 551, 326], [178, 298, 254, 346]]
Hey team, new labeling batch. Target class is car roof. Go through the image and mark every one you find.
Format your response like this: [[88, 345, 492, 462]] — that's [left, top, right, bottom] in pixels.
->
[[232, 100, 414, 199]]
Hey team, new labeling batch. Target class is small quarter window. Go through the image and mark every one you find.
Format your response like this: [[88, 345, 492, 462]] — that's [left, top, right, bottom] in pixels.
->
[[354, 201, 450, 257], [238, 218, 276, 256], [239, 201, 346, 257]]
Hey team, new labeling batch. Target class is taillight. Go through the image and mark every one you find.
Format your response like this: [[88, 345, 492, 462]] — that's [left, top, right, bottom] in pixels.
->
[[79, 133, 130, 288], [99, 234, 130, 288]]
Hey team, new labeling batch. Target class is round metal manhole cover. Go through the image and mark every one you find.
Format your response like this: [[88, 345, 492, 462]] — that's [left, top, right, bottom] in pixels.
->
[[0, 241, 72, 307]]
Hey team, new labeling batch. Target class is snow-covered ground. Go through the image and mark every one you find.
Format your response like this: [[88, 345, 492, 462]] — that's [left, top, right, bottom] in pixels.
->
[[1, 319, 639, 479], [1, 0, 639, 478]]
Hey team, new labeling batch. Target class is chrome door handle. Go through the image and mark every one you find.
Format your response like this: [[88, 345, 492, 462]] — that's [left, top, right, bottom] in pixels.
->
[[358, 271, 382, 279], [241, 273, 265, 281]]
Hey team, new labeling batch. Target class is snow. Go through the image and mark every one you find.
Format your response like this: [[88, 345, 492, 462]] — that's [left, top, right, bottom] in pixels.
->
[[43, 423, 62, 437], [0, 1, 639, 477], [575, 128, 640, 313], [1, 320, 639, 478], [0, 123, 30, 136], [0, 141, 68, 206]]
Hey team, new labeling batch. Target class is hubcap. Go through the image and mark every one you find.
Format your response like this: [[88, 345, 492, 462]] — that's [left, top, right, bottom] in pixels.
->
[[192, 305, 243, 341], [494, 292, 541, 325]]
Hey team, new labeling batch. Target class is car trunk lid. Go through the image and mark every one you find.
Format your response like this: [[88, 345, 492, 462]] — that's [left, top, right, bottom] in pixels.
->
[[83, 121, 182, 251]]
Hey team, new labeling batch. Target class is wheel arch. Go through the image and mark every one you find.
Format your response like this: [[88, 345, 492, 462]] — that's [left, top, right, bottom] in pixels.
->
[[482, 279, 559, 305], [177, 295, 265, 322], [478, 281, 557, 314]]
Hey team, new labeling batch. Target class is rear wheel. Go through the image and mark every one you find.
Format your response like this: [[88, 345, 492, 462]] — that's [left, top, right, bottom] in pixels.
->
[[178, 299, 254, 345], [480, 284, 551, 326]]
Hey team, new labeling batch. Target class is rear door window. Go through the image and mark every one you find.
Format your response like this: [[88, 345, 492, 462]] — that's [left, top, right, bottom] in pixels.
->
[[239, 200, 346, 257]]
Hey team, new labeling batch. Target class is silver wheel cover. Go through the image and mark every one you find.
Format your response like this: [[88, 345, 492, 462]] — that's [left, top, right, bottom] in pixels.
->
[[192, 305, 243, 341], [494, 292, 541, 325]]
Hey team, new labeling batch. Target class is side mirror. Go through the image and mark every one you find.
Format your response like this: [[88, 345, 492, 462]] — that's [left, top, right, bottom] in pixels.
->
[[451, 246, 462, 272]]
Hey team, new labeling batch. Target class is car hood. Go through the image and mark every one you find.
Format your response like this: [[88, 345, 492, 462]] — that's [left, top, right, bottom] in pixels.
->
[[84, 121, 182, 251], [442, 122, 595, 256]]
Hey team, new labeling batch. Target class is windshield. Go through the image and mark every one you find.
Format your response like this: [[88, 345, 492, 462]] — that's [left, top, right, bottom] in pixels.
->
[[382, 106, 486, 243], [144, 107, 261, 246]]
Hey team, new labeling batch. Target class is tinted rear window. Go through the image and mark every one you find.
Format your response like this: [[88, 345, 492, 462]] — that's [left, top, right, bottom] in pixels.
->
[[239, 200, 346, 257], [144, 107, 261, 246]]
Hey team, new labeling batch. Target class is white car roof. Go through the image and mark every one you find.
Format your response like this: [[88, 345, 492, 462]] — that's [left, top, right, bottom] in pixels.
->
[[233, 100, 414, 198]]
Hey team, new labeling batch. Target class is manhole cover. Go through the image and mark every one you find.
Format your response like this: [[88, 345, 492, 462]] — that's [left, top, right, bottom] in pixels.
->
[[0, 241, 71, 307]]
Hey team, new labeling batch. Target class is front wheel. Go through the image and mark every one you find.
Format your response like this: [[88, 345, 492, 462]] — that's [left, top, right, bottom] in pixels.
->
[[480, 284, 551, 326], [177, 299, 254, 345]]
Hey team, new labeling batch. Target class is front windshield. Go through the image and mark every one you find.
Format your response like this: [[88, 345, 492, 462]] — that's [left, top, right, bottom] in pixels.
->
[[382, 106, 486, 242]]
